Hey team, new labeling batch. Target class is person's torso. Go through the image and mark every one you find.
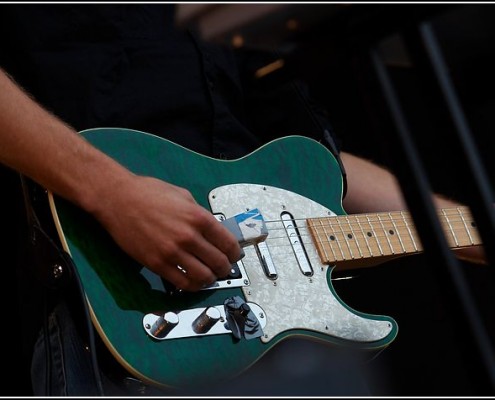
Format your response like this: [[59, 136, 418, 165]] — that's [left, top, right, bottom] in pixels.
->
[[0, 4, 262, 158]]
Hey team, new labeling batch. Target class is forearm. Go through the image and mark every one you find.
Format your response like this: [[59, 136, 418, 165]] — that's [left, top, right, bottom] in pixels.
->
[[341, 151, 407, 214], [0, 69, 134, 215]]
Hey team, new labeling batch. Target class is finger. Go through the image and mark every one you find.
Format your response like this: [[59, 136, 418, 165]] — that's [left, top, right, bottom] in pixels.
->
[[201, 219, 243, 264], [182, 234, 235, 278], [179, 251, 220, 284], [161, 262, 215, 292]]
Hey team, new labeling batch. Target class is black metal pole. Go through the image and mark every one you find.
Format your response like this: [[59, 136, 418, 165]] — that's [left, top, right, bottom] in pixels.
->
[[370, 46, 495, 391], [412, 22, 495, 267]]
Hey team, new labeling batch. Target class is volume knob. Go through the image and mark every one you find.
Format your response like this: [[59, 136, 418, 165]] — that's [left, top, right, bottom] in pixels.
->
[[149, 311, 179, 338]]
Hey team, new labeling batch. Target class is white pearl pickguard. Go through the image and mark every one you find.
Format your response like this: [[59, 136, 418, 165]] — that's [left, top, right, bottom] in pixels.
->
[[208, 183, 393, 344]]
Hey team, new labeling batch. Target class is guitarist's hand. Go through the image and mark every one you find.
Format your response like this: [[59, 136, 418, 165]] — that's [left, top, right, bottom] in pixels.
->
[[92, 175, 243, 291], [0, 70, 241, 292]]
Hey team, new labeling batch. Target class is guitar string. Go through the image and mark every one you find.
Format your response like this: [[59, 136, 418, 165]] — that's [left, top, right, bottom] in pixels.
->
[[260, 225, 477, 244], [261, 207, 473, 222], [261, 212, 475, 229], [235, 210, 477, 262], [260, 216, 477, 239], [261, 212, 475, 227], [260, 229, 478, 247], [256, 229, 474, 263], [254, 215, 479, 251], [261, 220, 475, 236]]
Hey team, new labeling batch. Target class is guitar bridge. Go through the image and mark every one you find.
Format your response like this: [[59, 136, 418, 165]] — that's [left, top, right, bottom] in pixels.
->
[[160, 259, 249, 295], [201, 210, 270, 291], [201, 258, 250, 290]]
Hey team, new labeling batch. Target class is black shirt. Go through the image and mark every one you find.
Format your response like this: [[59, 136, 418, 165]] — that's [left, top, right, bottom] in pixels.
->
[[0, 4, 341, 159]]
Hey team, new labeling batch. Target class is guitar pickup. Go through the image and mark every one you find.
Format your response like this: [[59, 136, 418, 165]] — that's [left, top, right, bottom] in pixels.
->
[[281, 211, 313, 276]]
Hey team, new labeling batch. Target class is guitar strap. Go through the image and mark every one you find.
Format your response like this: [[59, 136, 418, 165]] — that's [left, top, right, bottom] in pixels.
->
[[18, 175, 105, 395], [19, 175, 74, 291]]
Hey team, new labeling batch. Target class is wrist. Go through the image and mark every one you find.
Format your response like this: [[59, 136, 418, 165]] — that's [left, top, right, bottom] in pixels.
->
[[74, 156, 136, 223]]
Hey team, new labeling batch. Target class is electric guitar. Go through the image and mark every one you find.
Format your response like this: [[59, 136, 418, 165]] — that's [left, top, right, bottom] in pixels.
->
[[48, 127, 482, 389]]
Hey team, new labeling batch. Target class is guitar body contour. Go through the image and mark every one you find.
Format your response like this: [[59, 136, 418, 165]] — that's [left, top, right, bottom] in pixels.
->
[[49, 127, 398, 389]]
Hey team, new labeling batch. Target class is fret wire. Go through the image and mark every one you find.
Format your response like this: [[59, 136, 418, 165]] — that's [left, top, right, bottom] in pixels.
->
[[389, 212, 406, 253], [457, 206, 474, 245], [345, 215, 363, 258], [441, 209, 459, 247], [315, 218, 329, 262], [338, 216, 354, 259], [366, 214, 383, 255], [318, 217, 338, 262], [324, 217, 345, 260], [401, 210, 419, 251], [376, 213, 395, 254], [332, 218, 348, 260], [354, 214, 373, 257]]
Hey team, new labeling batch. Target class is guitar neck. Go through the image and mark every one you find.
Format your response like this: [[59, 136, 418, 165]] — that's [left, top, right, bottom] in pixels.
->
[[307, 206, 482, 265]]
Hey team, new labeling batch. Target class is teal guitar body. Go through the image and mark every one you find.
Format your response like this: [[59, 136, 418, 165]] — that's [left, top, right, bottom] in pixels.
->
[[49, 127, 398, 389]]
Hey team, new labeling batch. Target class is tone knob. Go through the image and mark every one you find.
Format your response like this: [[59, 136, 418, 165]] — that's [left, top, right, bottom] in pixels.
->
[[149, 311, 179, 338], [192, 307, 221, 334]]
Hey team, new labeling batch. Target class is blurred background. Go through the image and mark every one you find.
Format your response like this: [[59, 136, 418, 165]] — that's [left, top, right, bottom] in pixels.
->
[[170, 3, 495, 396]]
